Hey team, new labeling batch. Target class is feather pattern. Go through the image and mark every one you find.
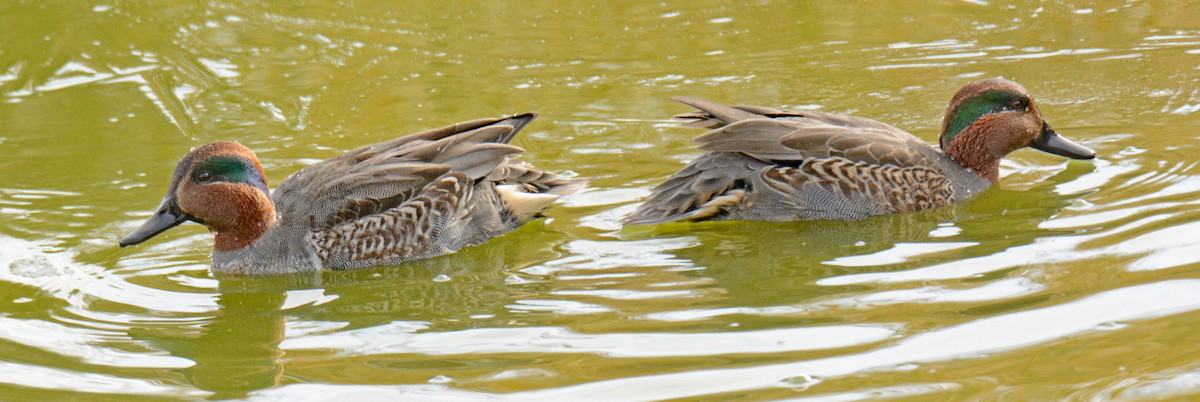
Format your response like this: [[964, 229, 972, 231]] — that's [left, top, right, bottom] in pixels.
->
[[626, 96, 970, 224], [266, 114, 584, 269], [760, 158, 954, 220], [309, 173, 471, 268]]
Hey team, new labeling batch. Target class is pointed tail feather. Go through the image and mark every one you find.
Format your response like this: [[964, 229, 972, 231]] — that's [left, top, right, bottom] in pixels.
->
[[672, 96, 762, 125]]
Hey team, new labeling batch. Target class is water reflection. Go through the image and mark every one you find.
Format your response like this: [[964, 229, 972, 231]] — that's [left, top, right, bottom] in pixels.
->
[[185, 290, 285, 399]]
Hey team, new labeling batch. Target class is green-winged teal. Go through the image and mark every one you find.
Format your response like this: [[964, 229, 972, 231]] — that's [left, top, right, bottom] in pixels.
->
[[626, 78, 1096, 224], [120, 114, 585, 274]]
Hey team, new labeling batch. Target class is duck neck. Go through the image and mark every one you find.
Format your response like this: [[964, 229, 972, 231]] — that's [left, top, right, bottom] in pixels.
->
[[202, 186, 277, 252], [943, 124, 1005, 183]]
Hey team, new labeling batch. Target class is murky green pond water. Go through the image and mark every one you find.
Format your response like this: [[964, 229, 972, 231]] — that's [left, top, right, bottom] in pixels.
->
[[2, 1, 1199, 400]]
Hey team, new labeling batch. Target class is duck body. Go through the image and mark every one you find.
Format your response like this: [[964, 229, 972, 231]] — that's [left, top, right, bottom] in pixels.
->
[[634, 139, 987, 224], [121, 114, 585, 275], [627, 79, 1095, 225]]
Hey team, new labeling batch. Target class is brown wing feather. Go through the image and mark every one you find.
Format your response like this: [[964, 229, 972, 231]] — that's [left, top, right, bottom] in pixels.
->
[[674, 99, 903, 132], [677, 97, 935, 167], [625, 153, 758, 224], [309, 173, 472, 268], [271, 115, 530, 233], [692, 119, 807, 162], [487, 160, 588, 195], [778, 126, 932, 167]]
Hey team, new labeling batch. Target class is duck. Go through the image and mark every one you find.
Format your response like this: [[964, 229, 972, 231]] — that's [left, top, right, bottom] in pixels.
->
[[120, 113, 586, 275], [626, 78, 1096, 225]]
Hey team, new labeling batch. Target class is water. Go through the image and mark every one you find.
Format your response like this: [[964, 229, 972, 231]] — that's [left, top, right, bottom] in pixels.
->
[[2, 1, 1199, 400]]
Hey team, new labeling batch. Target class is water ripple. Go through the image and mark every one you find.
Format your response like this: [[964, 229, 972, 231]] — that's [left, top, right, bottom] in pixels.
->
[[281, 323, 897, 358], [269, 280, 1200, 401]]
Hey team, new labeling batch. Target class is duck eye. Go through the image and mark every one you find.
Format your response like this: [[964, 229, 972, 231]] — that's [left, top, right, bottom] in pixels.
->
[[1009, 99, 1028, 111], [197, 171, 212, 182]]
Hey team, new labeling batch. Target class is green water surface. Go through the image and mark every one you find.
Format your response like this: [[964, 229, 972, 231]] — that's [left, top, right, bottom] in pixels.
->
[[2, 1, 1200, 400]]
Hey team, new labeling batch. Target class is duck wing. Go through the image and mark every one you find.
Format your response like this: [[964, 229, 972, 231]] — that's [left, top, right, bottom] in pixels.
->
[[675, 96, 935, 167], [270, 115, 534, 265]]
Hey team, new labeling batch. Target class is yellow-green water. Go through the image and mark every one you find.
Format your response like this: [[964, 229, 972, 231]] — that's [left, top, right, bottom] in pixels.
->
[[2, 1, 1200, 400]]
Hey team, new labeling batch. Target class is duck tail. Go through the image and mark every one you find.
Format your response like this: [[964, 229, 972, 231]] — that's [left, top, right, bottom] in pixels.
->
[[493, 112, 537, 144], [671, 96, 763, 127]]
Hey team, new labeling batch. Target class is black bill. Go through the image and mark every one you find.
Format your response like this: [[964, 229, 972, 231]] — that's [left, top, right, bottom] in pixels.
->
[[1031, 122, 1095, 160], [119, 196, 189, 247]]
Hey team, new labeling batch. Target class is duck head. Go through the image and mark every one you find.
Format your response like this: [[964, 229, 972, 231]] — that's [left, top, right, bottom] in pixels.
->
[[939, 78, 1095, 182], [120, 141, 276, 251]]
